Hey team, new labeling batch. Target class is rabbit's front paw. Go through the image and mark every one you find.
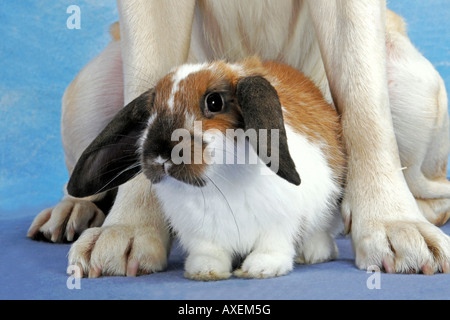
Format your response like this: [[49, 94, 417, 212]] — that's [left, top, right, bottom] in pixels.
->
[[68, 224, 169, 277], [234, 252, 293, 279], [295, 232, 338, 265], [184, 250, 232, 281], [27, 198, 105, 243]]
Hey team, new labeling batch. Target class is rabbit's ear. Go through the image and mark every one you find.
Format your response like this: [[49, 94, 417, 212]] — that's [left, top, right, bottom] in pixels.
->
[[67, 90, 154, 198], [236, 76, 301, 186]]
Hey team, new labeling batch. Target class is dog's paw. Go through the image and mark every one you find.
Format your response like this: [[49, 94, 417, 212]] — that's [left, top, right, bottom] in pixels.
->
[[27, 199, 105, 243], [234, 252, 293, 279], [342, 174, 450, 274], [295, 232, 338, 265], [68, 224, 168, 277], [346, 215, 450, 274]]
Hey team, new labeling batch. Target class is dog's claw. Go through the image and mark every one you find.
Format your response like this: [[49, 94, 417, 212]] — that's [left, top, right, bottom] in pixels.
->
[[382, 257, 395, 274], [344, 214, 352, 235], [421, 263, 434, 276], [126, 260, 140, 277], [442, 262, 450, 274], [88, 265, 102, 278]]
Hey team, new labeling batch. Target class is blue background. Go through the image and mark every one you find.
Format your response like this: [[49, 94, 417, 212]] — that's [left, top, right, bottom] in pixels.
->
[[0, 1, 449, 300], [0, 0, 118, 214]]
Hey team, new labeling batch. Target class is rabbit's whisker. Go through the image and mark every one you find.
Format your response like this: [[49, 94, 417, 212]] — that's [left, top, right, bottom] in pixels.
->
[[94, 162, 141, 195], [204, 174, 241, 246]]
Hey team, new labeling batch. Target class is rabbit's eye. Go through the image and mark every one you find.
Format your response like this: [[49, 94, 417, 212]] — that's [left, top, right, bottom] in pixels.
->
[[205, 92, 224, 113]]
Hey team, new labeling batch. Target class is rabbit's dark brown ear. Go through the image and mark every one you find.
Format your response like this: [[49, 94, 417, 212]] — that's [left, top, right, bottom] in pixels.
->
[[236, 76, 301, 186], [67, 90, 154, 198]]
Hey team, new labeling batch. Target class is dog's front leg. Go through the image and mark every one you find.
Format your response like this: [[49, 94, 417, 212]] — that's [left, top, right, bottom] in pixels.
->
[[73, 0, 197, 276], [307, 0, 450, 274], [118, 0, 196, 103]]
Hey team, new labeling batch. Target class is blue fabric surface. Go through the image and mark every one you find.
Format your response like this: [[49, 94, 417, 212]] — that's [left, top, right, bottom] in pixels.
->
[[2, 212, 450, 300], [1, 1, 450, 300]]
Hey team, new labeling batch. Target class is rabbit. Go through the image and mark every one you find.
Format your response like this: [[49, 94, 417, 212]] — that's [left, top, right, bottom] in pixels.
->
[[67, 56, 346, 280]]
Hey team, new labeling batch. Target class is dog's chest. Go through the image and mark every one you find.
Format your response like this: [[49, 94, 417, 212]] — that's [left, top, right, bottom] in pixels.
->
[[195, 0, 310, 62], [191, 0, 331, 101]]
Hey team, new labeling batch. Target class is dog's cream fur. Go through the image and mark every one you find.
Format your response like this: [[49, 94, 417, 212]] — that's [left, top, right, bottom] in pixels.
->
[[29, 0, 450, 276]]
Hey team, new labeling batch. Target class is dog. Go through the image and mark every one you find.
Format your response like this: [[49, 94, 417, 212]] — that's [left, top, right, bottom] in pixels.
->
[[28, 0, 450, 277]]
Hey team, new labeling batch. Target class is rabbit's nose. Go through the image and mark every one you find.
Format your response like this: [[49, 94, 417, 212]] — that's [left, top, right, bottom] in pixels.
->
[[153, 156, 168, 165], [153, 157, 173, 174]]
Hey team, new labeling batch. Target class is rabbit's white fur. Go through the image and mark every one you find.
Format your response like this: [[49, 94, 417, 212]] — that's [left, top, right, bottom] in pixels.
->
[[154, 128, 341, 279]]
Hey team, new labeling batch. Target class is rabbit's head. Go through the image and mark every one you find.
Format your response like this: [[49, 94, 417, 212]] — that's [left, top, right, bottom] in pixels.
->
[[68, 57, 300, 198]]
